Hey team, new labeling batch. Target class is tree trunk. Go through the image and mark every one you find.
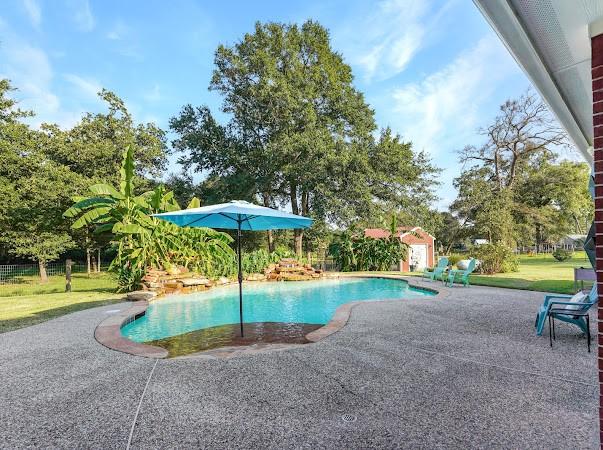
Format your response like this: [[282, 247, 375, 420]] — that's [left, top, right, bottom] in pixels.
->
[[296, 190, 309, 256], [97, 248, 101, 272], [86, 248, 91, 277], [535, 223, 542, 254], [262, 194, 275, 252], [92, 255, 98, 273], [290, 183, 303, 257], [38, 260, 48, 283]]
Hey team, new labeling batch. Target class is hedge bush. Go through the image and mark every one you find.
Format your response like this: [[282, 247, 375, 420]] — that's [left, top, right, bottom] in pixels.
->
[[447, 254, 465, 267], [471, 243, 519, 274], [552, 248, 573, 262]]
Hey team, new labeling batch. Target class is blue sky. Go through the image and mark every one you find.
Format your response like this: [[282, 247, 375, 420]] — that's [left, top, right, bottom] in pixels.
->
[[0, 0, 534, 209]]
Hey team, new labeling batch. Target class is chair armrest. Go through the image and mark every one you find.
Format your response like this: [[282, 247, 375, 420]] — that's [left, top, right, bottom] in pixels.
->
[[549, 300, 596, 307], [548, 301, 596, 315], [548, 301, 578, 307], [542, 294, 571, 308], [544, 294, 572, 301]]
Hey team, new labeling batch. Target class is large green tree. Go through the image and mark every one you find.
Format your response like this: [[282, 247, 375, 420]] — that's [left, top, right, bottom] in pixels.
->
[[172, 20, 439, 255], [450, 91, 591, 249], [41, 89, 168, 184], [513, 157, 592, 248], [0, 80, 84, 279], [0, 79, 170, 278]]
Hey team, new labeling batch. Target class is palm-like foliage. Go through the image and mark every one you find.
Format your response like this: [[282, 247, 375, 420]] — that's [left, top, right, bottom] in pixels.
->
[[330, 217, 408, 271], [241, 247, 295, 275], [64, 146, 237, 291]]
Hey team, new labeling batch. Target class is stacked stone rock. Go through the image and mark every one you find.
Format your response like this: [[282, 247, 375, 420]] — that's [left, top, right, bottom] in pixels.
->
[[263, 258, 323, 281], [126, 259, 324, 300], [134, 267, 231, 297]]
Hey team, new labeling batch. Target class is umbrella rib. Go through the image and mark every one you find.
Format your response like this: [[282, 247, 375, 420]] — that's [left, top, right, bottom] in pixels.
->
[[241, 214, 259, 230], [217, 212, 241, 226], [181, 213, 213, 227]]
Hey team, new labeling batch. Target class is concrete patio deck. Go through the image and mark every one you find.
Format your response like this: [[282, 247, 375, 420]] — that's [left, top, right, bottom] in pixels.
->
[[0, 278, 598, 449]]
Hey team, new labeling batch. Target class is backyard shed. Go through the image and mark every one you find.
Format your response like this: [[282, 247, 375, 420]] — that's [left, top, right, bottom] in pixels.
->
[[364, 227, 435, 272]]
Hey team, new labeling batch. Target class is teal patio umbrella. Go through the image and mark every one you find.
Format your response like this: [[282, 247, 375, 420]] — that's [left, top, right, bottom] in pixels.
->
[[153, 200, 313, 337]]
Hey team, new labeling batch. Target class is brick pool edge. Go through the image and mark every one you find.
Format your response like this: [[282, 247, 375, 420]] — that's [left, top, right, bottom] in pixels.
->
[[94, 274, 444, 359]]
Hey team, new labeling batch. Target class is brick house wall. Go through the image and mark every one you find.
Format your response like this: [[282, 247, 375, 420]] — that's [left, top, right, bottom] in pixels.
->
[[592, 28, 603, 446]]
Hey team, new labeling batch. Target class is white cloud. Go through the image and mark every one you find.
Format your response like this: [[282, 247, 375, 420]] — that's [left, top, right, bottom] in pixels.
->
[[64, 74, 102, 99], [338, 0, 450, 82], [0, 40, 60, 124], [382, 35, 522, 210], [0, 21, 87, 129], [22, 0, 41, 27], [390, 35, 518, 158], [73, 0, 95, 32]]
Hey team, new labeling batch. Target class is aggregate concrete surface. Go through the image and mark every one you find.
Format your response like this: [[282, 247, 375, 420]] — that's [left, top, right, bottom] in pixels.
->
[[0, 278, 597, 449]]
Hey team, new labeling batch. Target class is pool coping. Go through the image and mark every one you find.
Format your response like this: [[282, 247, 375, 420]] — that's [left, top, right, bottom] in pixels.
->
[[94, 274, 445, 359]]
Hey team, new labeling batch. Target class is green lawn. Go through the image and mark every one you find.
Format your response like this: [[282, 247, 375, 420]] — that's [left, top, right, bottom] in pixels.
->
[[397, 252, 589, 295], [373, 252, 590, 295], [468, 252, 591, 294], [0, 271, 117, 297], [0, 272, 122, 334]]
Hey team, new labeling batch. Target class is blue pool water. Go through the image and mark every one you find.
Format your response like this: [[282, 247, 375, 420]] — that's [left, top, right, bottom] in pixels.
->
[[121, 277, 433, 342]]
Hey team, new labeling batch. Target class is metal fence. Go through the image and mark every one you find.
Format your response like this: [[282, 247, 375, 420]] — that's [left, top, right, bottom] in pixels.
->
[[0, 261, 104, 297], [311, 257, 339, 272]]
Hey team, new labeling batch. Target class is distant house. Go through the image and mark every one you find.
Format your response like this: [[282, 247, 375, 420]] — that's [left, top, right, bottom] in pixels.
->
[[473, 239, 489, 246], [364, 227, 435, 272], [557, 234, 587, 248]]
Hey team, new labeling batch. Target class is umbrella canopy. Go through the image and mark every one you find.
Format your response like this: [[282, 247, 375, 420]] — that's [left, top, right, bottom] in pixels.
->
[[153, 200, 313, 337], [153, 200, 313, 230]]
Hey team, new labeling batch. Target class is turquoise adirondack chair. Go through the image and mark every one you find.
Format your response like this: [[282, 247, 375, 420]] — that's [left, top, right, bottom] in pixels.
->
[[535, 284, 598, 336], [446, 258, 476, 287], [422, 257, 449, 281]]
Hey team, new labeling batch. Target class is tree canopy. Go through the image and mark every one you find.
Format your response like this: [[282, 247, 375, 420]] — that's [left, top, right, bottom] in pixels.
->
[[171, 20, 440, 255], [0, 79, 170, 275], [449, 90, 592, 250]]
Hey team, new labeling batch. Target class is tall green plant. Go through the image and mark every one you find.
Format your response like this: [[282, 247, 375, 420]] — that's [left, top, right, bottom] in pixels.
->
[[329, 222, 407, 272], [64, 146, 236, 291]]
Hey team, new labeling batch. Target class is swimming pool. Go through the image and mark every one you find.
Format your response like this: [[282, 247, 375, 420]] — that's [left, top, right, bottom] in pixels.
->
[[121, 277, 434, 343]]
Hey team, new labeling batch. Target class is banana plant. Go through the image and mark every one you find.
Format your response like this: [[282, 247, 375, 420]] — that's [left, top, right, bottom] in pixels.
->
[[329, 217, 408, 272], [64, 146, 158, 235], [64, 146, 237, 291]]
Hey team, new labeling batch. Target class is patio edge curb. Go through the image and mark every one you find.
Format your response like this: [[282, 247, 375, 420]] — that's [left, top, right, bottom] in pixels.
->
[[94, 300, 168, 359]]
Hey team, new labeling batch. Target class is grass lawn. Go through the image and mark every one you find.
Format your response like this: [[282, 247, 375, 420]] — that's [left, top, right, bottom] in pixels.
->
[[467, 252, 591, 294], [0, 272, 122, 334], [394, 251, 590, 295]]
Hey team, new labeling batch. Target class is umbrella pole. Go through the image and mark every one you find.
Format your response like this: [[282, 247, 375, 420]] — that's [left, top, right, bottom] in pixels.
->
[[237, 221, 244, 337]]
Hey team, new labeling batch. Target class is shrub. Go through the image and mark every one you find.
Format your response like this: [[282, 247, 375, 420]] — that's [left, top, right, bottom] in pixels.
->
[[447, 254, 465, 267], [471, 243, 519, 274], [552, 248, 573, 262]]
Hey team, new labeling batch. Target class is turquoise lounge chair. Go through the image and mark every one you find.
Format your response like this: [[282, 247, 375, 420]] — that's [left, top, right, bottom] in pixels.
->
[[422, 257, 449, 281], [446, 258, 476, 287], [535, 284, 598, 336]]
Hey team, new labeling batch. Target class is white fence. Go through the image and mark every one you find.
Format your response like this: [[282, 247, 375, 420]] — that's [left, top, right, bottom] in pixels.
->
[[514, 243, 580, 254]]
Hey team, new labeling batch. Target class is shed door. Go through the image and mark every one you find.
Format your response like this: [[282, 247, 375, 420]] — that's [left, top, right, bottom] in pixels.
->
[[410, 244, 428, 270]]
